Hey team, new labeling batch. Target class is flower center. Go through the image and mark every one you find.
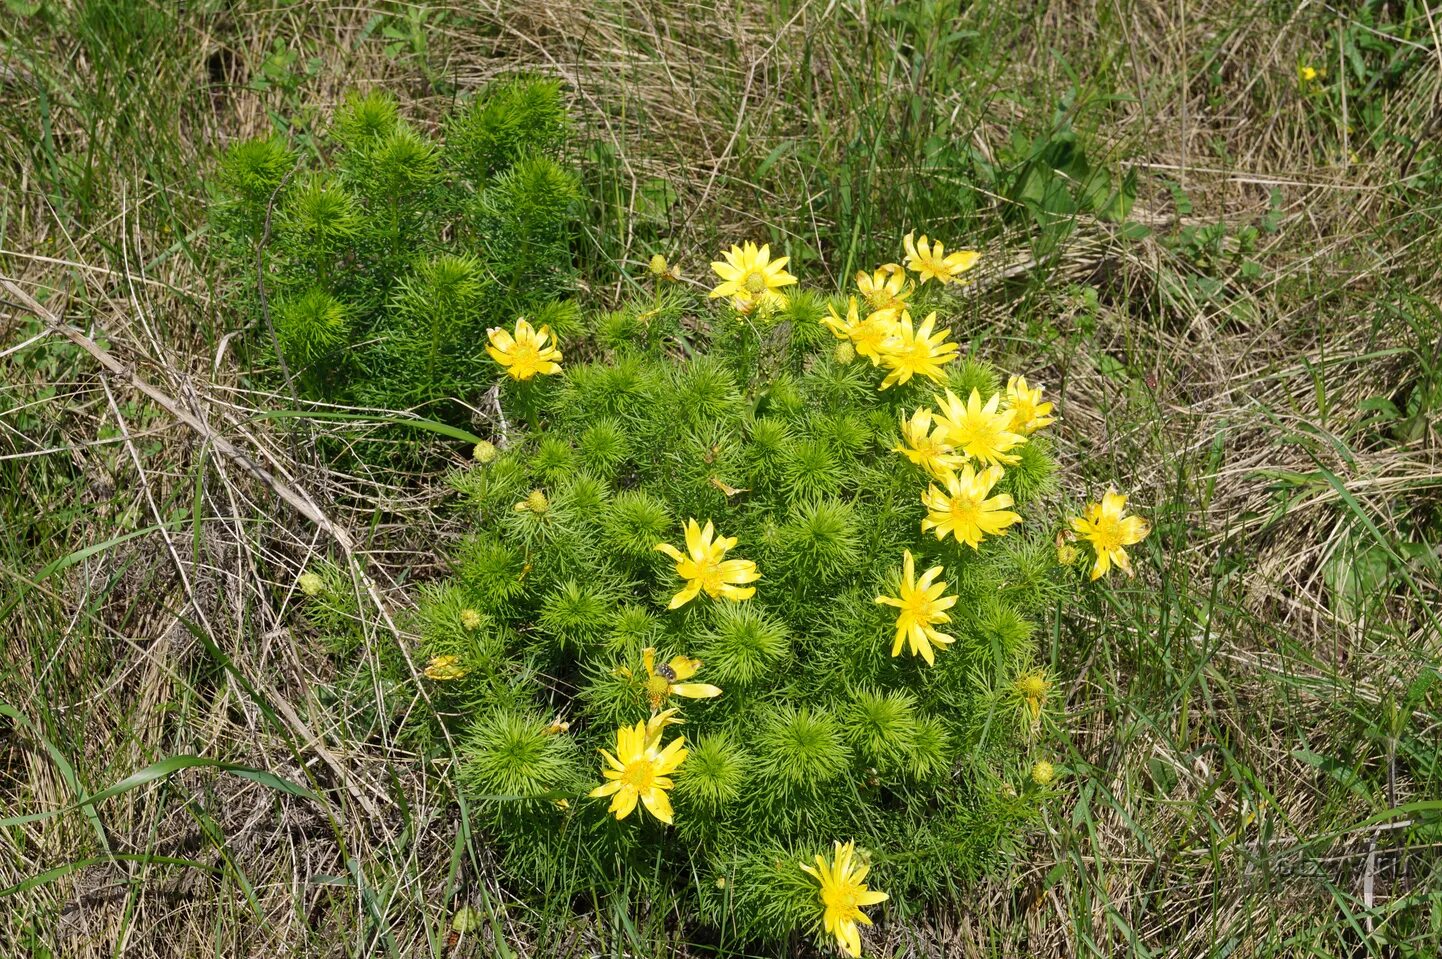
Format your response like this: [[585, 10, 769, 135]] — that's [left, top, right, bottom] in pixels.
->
[[646, 674, 672, 702], [1018, 675, 1047, 699], [1090, 517, 1125, 550], [510, 341, 540, 371], [949, 493, 982, 522], [866, 289, 891, 311], [743, 271, 768, 295], [823, 883, 862, 915], [621, 757, 656, 791]]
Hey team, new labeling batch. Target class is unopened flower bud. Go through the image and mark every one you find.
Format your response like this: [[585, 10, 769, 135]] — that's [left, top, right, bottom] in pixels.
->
[[460, 608, 482, 631], [298, 572, 324, 596], [473, 440, 497, 464], [1032, 760, 1056, 786], [834, 341, 856, 364]]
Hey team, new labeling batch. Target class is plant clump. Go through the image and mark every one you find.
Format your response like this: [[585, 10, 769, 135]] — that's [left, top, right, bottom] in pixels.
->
[[308, 229, 1150, 956], [209, 80, 579, 424]]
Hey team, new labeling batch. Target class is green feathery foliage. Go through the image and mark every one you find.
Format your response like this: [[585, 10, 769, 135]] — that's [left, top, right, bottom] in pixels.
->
[[209, 80, 578, 427], [303, 232, 1149, 954]]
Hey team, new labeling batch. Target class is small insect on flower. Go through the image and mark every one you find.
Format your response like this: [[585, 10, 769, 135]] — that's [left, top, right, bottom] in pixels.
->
[[620, 647, 723, 710], [543, 719, 571, 736], [654, 519, 760, 609], [472, 439, 498, 464], [821, 297, 897, 366], [486, 318, 563, 381], [877, 310, 959, 390], [1004, 375, 1056, 435], [933, 388, 1026, 467], [801, 840, 889, 959], [892, 407, 964, 479], [902, 231, 980, 286], [1070, 488, 1151, 580], [424, 655, 468, 681], [709, 241, 797, 313], [588, 716, 688, 824], [921, 463, 1022, 549], [875, 550, 957, 666], [297, 571, 324, 597], [854, 264, 912, 313]]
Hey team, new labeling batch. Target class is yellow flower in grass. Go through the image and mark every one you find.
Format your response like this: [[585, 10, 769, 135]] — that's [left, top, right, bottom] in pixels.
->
[[854, 264, 912, 313], [801, 840, 889, 958], [875, 550, 956, 666], [877, 310, 959, 390], [903, 231, 980, 285], [655, 519, 760, 609], [1004, 375, 1055, 434], [921, 463, 1022, 549], [822, 297, 898, 366], [486, 318, 562, 380], [933, 388, 1025, 467], [423, 655, 467, 681], [622, 646, 722, 711], [1070, 488, 1151, 580], [589, 716, 688, 824], [708, 241, 797, 312], [892, 407, 964, 478]]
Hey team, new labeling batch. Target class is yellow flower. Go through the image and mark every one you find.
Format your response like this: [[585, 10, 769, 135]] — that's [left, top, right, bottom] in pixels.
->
[[1014, 670, 1051, 722], [874, 550, 957, 666], [1004, 375, 1055, 434], [708, 241, 797, 312], [933, 388, 1025, 466], [423, 655, 468, 681], [1070, 488, 1150, 580], [921, 463, 1022, 549], [821, 297, 898, 366], [854, 264, 912, 313], [892, 407, 964, 478], [877, 310, 959, 390], [1297, 63, 1325, 85], [655, 519, 760, 609], [800, 840, 889, 958], [628, 646, 722, 710], [486, 318, 562, 381], [514, 489, 549, 514], [588, 716, 688, 824], [902, 231, 980, 285]]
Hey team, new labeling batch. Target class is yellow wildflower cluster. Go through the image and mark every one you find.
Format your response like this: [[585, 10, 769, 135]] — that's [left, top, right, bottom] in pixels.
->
[[470, 234, 1154, 959]]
